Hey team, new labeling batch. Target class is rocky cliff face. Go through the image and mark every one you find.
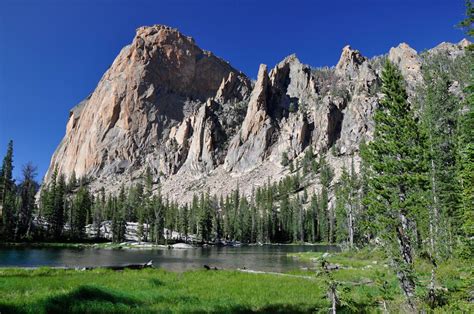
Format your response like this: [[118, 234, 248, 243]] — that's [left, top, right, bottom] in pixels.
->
[[46, 25, 250, 183], [45, 25, 469, 202]]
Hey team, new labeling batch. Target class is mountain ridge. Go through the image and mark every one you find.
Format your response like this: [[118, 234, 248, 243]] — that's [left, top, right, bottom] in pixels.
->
[[44, 24, 470, 204]]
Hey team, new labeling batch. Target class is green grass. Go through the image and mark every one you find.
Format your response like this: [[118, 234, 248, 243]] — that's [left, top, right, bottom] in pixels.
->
[[0, 248, 471, 313], [0, 268, 332, 313]]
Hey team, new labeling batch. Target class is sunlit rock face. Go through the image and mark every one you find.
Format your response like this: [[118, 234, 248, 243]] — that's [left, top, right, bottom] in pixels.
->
[[45, 26, 470, 203], [45, 25, 250, 184]]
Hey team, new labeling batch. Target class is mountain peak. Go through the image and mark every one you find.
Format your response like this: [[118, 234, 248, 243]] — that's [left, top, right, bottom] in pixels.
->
[[335, 45, 367, 78], [135, 24, 197, 47], [388, 42, 422, 85]]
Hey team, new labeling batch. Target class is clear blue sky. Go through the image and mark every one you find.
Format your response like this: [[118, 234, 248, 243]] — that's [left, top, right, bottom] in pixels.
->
[[0, 0, 468, 182]]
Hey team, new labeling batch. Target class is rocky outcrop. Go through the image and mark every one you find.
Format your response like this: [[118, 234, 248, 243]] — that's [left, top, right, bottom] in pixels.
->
[[270, 112, 310, 162], [224, 65, 275, 172], [215, 72, 252, 103], [44, 25, 470, 202], [45, 25, 247, 182], [430, 39, 471, 59], [269, 54, 318, 110], [388, 43, 422, 87], [180, 100, 225, 174], [310, 95, 346, 152], [335, 45, 367, 79]]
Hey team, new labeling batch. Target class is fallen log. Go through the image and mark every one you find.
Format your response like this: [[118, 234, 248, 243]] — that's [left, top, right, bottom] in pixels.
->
[[79, 260, 153, 271], [203, 264, 219, 270]]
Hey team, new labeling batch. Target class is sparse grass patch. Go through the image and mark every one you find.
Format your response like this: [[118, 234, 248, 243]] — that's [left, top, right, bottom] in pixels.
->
[[288, 248, 473, 312]]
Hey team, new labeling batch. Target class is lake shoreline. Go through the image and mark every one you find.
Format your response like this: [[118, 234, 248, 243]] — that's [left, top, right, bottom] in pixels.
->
[[0, 241, 338, 250]]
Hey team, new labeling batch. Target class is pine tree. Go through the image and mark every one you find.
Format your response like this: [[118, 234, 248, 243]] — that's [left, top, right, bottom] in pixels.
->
[[418, 54, 463, 258], [180, 204, 189, 242], [67, 171, 77, 192], [93, 187, 106, 239], [139, 168, 153, 241], [198, 191, 213, 242], [15, 163, 38, 240], [364, 60, 429, 309], [335, 167, 350, 244], [72, 185, 91, 239], [250, 200, 258, 243], [110, 187, 127, 243], [190, 194, 199, 236], [53, 174, 66, 239], [309, 193, 319, 242], [152, 191, 165, 244], [318, 190, 329, 243], [456, 46, 474, 258], [43, 168, 58, 238], [231, 188, 240, 240], [297, 196, 305, 242], [279, 192, 290, 242], [240, 197, 251, 242], [334, 161, 360, 246], [111, 197, 121, 243], [212, 196, 223, 242], [318, 154, 334, 242], [118, 186, 128, 242], [359, 139, 374, 244], [0, 140, 15, 240]]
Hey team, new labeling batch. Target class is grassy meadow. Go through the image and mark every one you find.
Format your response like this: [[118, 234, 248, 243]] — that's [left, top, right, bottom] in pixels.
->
[[0, 249, 471, 313]]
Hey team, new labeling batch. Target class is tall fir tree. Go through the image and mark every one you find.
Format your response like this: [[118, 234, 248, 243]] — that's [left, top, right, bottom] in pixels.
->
[[53, 174, 66, 239], [93, 187, 106, 239], [152, 191, 165, 244], [335, 167, 350, 244], [71, 185, 91, 239], [456, 45, 474, 259], [0, 140, 15, 240], [180, 204, 189, 242], [319, 154, 333, 242], [364, 60, 430, 309], [15, 163, 38, 240], [309, 193, 319, 242], [41, 168, 63, 240], [198, 191, 213, 242], [334, 161, 360, 247]]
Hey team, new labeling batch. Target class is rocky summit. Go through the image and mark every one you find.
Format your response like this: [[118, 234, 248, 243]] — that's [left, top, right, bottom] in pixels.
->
[[44, 25, 469, 203]]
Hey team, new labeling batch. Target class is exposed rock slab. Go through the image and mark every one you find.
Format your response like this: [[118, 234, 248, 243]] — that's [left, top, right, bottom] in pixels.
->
[[43, 25, 470, 204]]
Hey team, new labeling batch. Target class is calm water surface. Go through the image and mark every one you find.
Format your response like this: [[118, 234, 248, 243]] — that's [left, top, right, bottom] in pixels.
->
[[0, 245, 339, 272]]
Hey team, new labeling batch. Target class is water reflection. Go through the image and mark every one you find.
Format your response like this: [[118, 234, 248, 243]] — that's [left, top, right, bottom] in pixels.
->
[[0, 245, 339, 272]]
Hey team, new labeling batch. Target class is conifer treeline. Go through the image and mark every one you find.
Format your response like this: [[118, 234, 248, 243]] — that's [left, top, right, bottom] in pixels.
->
[[0, 141, 39, 241], [19, 155, 343, 245]]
